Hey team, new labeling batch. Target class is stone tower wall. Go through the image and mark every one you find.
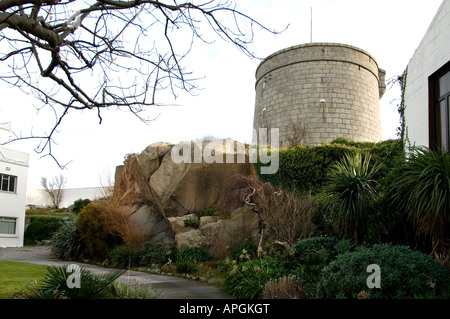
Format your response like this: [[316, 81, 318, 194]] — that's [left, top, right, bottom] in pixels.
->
[[253, 43, 385, 147]]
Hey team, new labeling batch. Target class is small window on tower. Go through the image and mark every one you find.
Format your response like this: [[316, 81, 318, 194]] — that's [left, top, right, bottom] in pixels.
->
[[260, 108, 266, 116], [262, 81, 267, 89]]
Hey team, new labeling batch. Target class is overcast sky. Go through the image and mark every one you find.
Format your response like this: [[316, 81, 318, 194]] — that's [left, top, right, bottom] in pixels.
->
[[0, 0, 444, 189]]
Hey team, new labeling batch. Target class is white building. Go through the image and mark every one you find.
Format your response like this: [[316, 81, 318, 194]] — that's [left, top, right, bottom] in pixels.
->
[[404, 0, 450, 152], [0, 123, 29, 247], [26, 187, 105, 208]]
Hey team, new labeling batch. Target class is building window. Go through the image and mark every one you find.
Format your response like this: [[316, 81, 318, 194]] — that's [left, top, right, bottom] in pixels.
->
[[0, 217, 16, 235], [0, 174, 17, 193], [429, 61, 450, 152]]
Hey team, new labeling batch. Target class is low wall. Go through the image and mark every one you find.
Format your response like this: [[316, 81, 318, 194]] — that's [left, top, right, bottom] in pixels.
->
[[26, 187, 105, 208]]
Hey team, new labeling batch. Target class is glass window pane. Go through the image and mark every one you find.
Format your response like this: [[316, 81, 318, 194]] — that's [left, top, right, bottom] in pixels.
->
[[0, 175, 17, 192], [9, 176, 16, 192], [438, 70, 450, 98], [436, 99, 448, 152], [0, 217, 16, 234], [435, 100, 442, 150], [447, 96, 450, 152], [1, 175, 8, 192]]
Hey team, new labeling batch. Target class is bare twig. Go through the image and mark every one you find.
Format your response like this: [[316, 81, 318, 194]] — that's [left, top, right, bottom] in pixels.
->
[[0, 0, 286, 164]]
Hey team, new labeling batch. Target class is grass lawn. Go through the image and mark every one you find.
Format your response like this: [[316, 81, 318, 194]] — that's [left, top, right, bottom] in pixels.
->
[[0, 261, 48, 299]]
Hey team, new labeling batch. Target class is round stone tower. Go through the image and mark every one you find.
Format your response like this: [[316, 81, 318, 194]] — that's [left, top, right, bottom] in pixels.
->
[[253, 43, 386, 147]]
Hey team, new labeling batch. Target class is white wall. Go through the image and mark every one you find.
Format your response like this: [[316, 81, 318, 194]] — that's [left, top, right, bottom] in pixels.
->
[[26, 187, 106, 208], [404, 0, 450, 149], [0, 146, 29, 247]]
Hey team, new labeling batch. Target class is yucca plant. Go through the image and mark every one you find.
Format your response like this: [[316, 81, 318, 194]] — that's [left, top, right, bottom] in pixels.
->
[[14, 265, 125, 299], [322, 152, 381, 244], [388, 147, 450, 260], [50, 219, 89, 261]]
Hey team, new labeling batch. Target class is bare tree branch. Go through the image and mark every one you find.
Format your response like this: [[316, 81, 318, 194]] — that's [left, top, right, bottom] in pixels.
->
[[0, 0, 286, 165], [41, 174, 67, 208]]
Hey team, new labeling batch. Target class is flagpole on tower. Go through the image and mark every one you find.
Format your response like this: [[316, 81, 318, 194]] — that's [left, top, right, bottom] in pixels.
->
[[310, 7, 313, 43]]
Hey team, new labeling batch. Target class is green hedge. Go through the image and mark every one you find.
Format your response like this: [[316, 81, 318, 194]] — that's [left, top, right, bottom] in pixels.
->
[[254, 139, 403, 194], [24, 216, 63, 245]]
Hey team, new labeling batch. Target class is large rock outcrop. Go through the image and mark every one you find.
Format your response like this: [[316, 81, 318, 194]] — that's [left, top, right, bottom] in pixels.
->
[[114, 140, 258, 248]]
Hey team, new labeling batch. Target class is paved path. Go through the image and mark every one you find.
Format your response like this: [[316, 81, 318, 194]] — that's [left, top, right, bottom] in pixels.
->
[[0, 246, 234, 299]]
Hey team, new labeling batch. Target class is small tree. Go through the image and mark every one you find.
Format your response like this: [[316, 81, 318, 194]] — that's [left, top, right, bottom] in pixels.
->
[[219, 174, 316, 251], [41, 175, 67, 209]]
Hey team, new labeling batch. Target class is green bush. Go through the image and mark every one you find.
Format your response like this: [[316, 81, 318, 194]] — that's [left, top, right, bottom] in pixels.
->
[[183, 217, 200, 228], [24, 216, 62, 245], [321, 152, 381, 243], [13, 265, 125, 299], [255, 139, 403, 194], [388, 147, 450, 256], [176, 262, 198, 274], [71, 198, 91, 214], [197, 206, 219, 217], [316, 244, 450, 299], [290, 236, 339, 263], [76, 203, 122, 259], [223, 256, 287, 299], [176, 247, 210, 263], [229, 241, 258, 261], [50, 220, 88, 261], [139, 241, 176, 266], [108, 245, 141, 269]]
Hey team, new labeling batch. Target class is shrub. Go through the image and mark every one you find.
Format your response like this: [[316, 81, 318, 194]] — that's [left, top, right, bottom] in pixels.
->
[[219, 175, 316, 247], [13, 265, 125, 299], [224, 256, 287, 299], [388, 147, 450, 259], [255, 139, 403, 194], [334, 238, 354, 255], [50, 219, 89, 260], [176, 247, 209, 263], [71, 198, 91, 214], [197, 206, 219, 217], [262, 276, 306, 299], [184, 217, 200, 228], [176, 262, 198, 274], [113, 284, 159, 299], [109, 245, 141, 269], [139, 241, 176, 266], [316, 244, 450, 299], [321, 152, 381, 243], [24, 216, 62, 244], [229, 242, 258, 261], [76, 203, 122, 259], [290, 236, 339, 263], [255, 143, 358, 193], [264, 191, 316, 245]]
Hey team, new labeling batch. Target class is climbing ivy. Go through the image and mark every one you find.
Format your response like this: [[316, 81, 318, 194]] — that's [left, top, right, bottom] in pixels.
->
[[395, 68, 408, 148]]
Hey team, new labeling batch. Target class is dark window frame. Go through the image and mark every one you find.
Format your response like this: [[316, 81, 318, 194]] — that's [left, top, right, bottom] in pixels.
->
[[429, 60, 450, 152], [0, 173, 17, 193]]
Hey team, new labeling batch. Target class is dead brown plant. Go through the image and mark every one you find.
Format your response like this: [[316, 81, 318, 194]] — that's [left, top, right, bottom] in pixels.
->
[[219, 174, 316, 250], [262, 276, 306, 299]]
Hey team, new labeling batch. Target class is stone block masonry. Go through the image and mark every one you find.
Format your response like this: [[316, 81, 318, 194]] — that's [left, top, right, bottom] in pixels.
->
[[253, 43, 385, 147]]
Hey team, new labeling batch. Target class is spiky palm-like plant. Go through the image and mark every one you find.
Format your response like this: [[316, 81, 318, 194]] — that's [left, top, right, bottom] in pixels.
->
[[323, 152, 381, 244], [389, 147, 450, 260], [14, 265, 125, 299]]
